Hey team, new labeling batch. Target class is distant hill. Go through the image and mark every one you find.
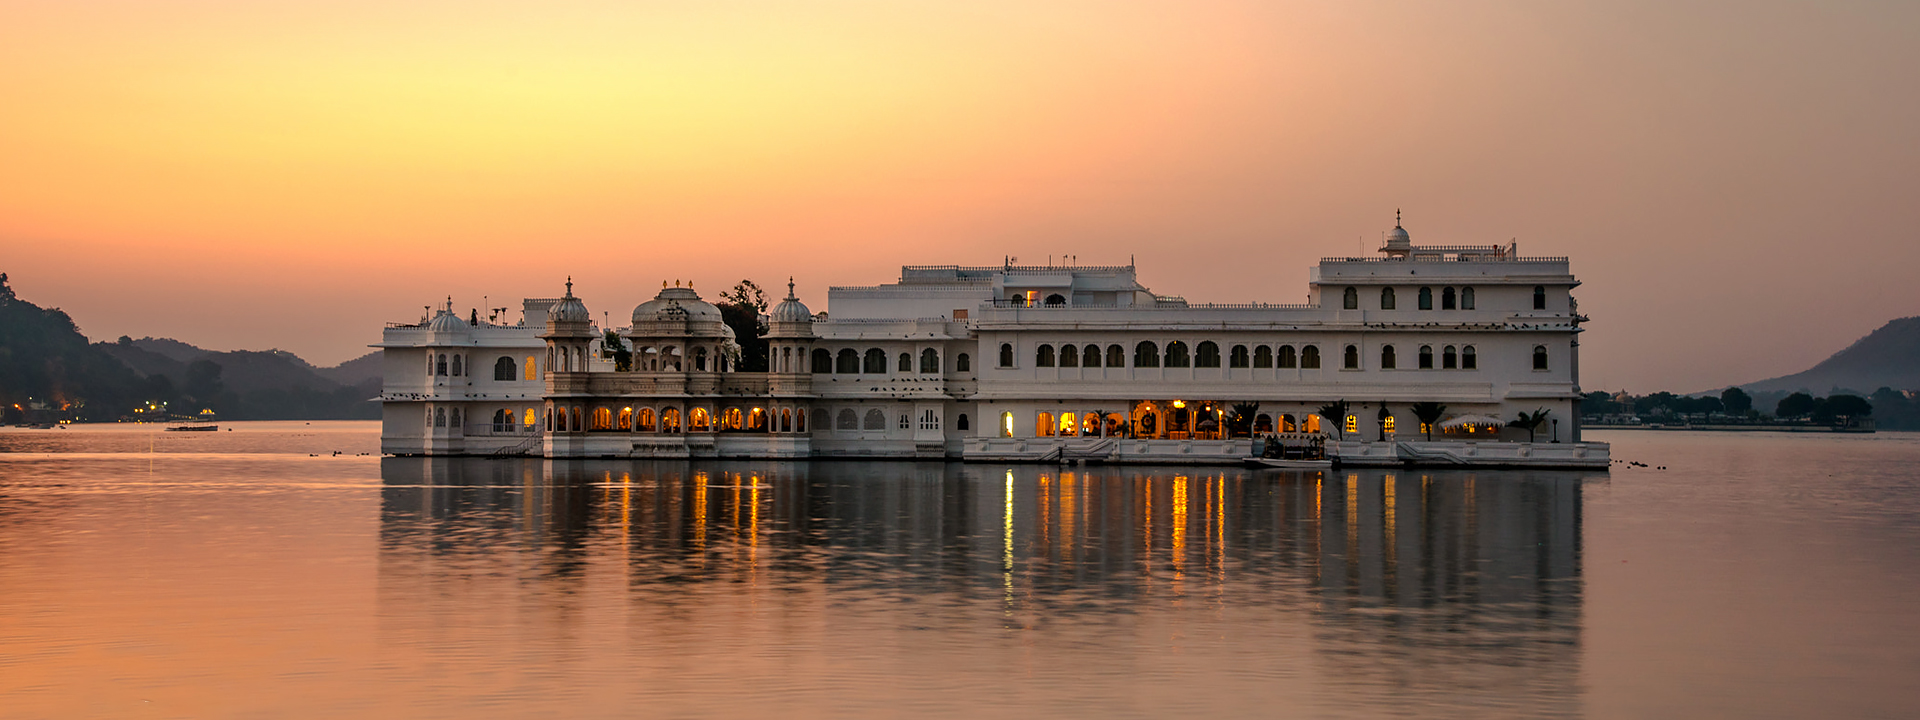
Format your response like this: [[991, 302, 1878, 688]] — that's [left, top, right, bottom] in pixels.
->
[[317, 351, 382, 388], [1737, 316, 1920, 395], [100, 339, 380, 420]]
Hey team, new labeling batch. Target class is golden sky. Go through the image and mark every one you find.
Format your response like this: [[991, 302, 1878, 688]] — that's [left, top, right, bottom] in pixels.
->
[[3, 0, 1916, 390]]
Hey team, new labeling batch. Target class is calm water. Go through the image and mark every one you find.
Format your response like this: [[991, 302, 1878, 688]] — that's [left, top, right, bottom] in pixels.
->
[[1, 423, 1916, 718]]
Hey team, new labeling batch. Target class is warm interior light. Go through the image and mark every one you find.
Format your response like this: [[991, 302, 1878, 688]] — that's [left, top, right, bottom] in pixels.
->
[[1172, 400, 1186, 409]]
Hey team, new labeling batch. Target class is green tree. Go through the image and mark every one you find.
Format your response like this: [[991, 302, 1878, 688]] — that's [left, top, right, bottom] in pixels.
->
[[1409, 401, 1447, 441], [1224, 402, 1260, 437], [1721, 386, 1753, 414], [1316, 400, 1350, 441], [601, 330, 632, 372], [716, 279, 769, 372], [1508, 408, 1552, 443], [1776, 392, 1816, 419]]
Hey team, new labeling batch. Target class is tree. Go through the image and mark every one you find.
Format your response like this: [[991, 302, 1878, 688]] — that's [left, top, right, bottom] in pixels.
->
[[1224, 402, 1260, 437], [715, 280, 770, 372], [1823, 394, 1872, 419], [1409, 401, 1447, 441], [1316, 400, 1350, 441], [1776, 392, 1816, 419], [1508, 408, 1551, 443], [184, 359, 225, 402], [601, 330, 632, 372], [1091, 409, 1115, 437], [1376, 403, 1393, 441], [1721, 387, 1753, 414]]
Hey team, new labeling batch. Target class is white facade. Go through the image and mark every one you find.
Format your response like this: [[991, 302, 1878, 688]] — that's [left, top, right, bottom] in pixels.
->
[[378, 222, 1596, 464]]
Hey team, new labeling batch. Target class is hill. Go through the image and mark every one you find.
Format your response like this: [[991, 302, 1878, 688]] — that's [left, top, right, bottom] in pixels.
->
[[100, 339, 380, 421], [1737, 316, 1920, 395]]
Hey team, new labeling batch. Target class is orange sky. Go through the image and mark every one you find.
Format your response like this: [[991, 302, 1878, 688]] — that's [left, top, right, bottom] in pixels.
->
[[3, 0, 1916, 391]]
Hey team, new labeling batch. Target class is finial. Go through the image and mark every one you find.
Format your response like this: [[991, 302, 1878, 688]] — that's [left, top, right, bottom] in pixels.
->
[[787, 276, 797, 299], [565, 276, 573, 296], [663, 280, 667, 288], [1396, 208, 1402, 227]]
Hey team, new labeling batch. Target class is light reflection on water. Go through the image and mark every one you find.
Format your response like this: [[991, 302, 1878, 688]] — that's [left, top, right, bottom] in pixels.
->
[[370, 457, 1587, 717]]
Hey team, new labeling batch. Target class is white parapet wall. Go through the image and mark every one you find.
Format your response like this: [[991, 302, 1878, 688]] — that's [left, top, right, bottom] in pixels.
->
[[1330, 440, 1612, 469]]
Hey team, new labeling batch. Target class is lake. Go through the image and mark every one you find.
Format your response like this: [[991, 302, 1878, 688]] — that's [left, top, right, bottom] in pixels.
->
[[2, 422, 1916, 718]]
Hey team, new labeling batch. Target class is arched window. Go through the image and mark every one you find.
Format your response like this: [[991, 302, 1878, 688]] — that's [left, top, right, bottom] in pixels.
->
[[694, 347, 709, 372], [637, 408, 656, 432], [1254, 345, 1273, 368], [1380, 345, 1396, 369], [1463, 345, 1478, 369], [1058, 344, 1077, 367], [494, 357, 515, 381], [1282, 414, 1296, 432], [1229, 345, 1250, 368], [1301, 345, 1321, 369], [999, 412, 1013, 438], [1343, 344, 1359, 370], [1419, 345, 1434, 369], [1533, 345, 1549, 370], [618, 407, 632, 430], [572, 407, 583, 432], [1419, 287, 1433, 310], [1533, 286, 1547, 310], [863, 409, 886, 430], [1462, 287, 1475, 309], [434, 407, 446, 427], [590, 407, 611, 431], [813, 349, 833, 373], [524, 408, 536, 427], [999, 343, 1014, 368], [1442, 286, 1457, 310], [1135, 341, 1160, 368], [1107, 344, 1125, 368], [797, 409, 808, 433], [451, 355, 463, 377], [661, 408, 680, 433], [780, 409, 792, 432], [898, 413, 911, 430], [957, 353, 972, 372], [814, 409, 831, 433], [722, 407, 743, 431], [836, 349, 859, 373], [1165, 341, 1190, 368], [525, 356, 536, 380], [492, 409, 511, 432], [1443, 345, 1458, 369], [920, 348, 939, 374], [1036, 412, 1055, 437], [1254, 414, 1273, 433], [1044, 293, 1066, 306], [1277, 345, 1296, 368], [690, 407, 710, 431], [957, 413, 970, 431], [436, 354, 448, 376], [864, 348, 887, 373], [898, 352, 912, 372], [1060, 413, 1078, 436], [1380, 287, 1396, 310], [1342, 287, 1358, 309], [1083, 345, 1101, 368], [1036, 344, 1055, 367], [1196, 341, 1221, 368]]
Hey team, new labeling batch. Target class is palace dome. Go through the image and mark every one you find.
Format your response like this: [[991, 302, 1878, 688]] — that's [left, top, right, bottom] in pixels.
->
[[548, 280, 590, 324], [770, 296, 812, 324], [1386, 224, 1411, 247], [427, 308, 467, 333], [632, 286, 722, 324]]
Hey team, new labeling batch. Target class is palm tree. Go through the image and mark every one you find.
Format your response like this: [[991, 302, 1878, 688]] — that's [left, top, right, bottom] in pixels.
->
[[1226, 402, 1261, 437], [1508, 408, 1552, 443], [1409, 401, 1447, 441], [1316, 400, 1350, 441], [1091, 410, 1114, 437]]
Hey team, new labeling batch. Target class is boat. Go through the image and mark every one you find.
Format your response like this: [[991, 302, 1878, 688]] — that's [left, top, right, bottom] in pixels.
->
[[165, 423, 219, 432], [1241, 457, 1333, 470]]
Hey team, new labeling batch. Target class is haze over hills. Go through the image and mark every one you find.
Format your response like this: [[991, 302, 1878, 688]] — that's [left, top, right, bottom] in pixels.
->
[[99, 338, 381, 420], [1728, 316, 1920, 395]]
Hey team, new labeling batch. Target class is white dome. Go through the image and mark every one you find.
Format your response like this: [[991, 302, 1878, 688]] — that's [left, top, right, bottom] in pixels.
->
[[770, 278, 813, 323], [427, 309, 467, 333], [632, 287, 722, 324], [548, 280, 590, 324], [1386, 225, 1410, 247]]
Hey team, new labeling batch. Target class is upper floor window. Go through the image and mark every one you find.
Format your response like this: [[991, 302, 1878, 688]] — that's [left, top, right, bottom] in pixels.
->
[[1462, 287, 1475, 309], [1380, 287, 1396, 310], [897, 352, 911, 372], [1533, 286, 1547, 310], [1229, 345, 1250, 368], [1135, 341, 1161, 368], [957, 353, 972, 372], [1442, 287, 1457, 310], [1418, 287, 1433, 310], [1342, 287, 1358, 309], [1343, 344, 1359, 370], [451, 355, 463, 377], [1036, 344, 1056, 367], [494, 356, 515, 381], [998, 343, 1014, 368], [1058, 343, 1078, 367], [812, 349, 833, 373], [864, 348, 887, 373], [1380, 345, 1396, 369], [435, 354, 448, 376], [920, 348, 940, 374], [1443, 345, 1458, 369], [1254, 345, 1273, 368], [956, 413, 970, 431], [1195, 341, 1221, 368], [1300, 345, 1320, 369], [1164, 341, 1191, 368], [1463, 345, 1478, 369], [1107, 344, 1126, 368], [1533, 345, 1549, 370], [1418, 345, 1434, 369], [836, 348, 859, 374], [525, 356, 536, 380], [1082, 344, 1102, 368]]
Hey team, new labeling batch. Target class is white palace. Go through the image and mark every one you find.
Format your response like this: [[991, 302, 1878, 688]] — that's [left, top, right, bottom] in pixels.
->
[[377, 219, 1609, 467]]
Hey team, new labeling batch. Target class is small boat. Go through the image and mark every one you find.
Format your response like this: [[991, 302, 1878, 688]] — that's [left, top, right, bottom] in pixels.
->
[[1242, 457, 1333, 470], [165, 423, 219, 432]]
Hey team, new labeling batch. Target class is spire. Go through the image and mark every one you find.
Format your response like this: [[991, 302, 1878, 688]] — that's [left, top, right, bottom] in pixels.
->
[[1396, 208, 1402, 228], [564, 276, 573, 297], [786, 276, 797, 300]]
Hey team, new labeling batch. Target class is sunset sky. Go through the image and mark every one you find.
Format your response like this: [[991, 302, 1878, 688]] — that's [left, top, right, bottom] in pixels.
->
[[3, 0, 1915, 392]]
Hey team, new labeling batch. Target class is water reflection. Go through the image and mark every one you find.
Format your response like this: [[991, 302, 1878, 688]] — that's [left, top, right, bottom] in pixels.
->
[[379, 458, 1593, 715]]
